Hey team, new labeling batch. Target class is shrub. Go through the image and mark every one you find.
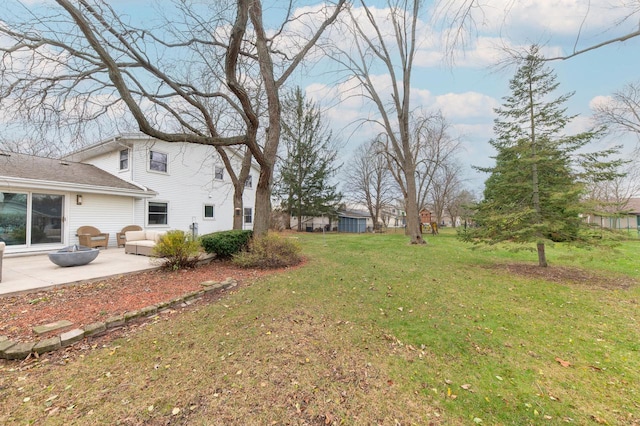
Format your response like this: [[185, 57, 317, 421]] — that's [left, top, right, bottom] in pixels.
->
[[232, 233, 302, 269], [153, 230, 201, 270], [200, 230, 253, 258]]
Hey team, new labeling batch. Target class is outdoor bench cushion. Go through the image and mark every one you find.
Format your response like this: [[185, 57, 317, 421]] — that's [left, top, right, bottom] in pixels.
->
[[124, 230, 167, 256]]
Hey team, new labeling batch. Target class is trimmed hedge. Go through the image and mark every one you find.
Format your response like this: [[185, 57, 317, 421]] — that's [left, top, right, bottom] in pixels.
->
[[200, 230, 253, 258]]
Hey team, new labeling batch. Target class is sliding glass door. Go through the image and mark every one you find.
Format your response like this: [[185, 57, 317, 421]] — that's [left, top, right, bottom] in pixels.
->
[[31, 193, 64, 245], [0, 191, 64, 247]]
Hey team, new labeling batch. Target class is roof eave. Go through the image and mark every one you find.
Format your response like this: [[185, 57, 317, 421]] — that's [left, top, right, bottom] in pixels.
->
[[0, 177, 157, 199]]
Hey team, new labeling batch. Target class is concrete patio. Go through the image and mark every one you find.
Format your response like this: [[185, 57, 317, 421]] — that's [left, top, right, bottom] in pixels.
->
[[1, 248, 161, 297]]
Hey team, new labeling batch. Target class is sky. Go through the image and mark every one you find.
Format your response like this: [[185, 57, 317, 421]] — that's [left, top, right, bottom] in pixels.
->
[[285, 0, 640, 193], [4, 0, 640, 195]]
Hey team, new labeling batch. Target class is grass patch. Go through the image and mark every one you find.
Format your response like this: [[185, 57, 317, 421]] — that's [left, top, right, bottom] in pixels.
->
[[1, 230, 638, 424]]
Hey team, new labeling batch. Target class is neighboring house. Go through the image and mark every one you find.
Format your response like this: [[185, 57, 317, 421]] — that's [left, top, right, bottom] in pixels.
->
[[1, 134, 258, 254], [583, 197, 640, 233], [289, 215, 333, 232], [380, 206, 406, 229]]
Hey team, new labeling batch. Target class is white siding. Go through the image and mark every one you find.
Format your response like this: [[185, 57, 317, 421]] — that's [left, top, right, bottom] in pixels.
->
[[84, 140, 258, 236], [68, 194, 136, 247], [85, 145, 134, 182], [74, 138, 258, 237]]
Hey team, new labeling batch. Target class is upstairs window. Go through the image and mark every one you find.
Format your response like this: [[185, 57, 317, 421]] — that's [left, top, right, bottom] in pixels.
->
[[149, 150, 168, 173], [214, 166, 224, 180], [245, 174, 253, 188], [119, 149, 129, 170]]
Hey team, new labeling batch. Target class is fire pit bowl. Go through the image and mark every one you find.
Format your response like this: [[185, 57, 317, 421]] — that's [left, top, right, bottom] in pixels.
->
[[48, 245, 100, 267]]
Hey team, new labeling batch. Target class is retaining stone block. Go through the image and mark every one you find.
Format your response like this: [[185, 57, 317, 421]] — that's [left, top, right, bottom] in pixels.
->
[[84, 322, 107, 337], [33, 336, 61, 354], [140, 305, 158, 316], [156, 300, 170, 309], [124, 310, 142, 322], [0, 339, 17, 358], [60, 329, 85, 347], [183, 290, 202, 301], [222, 280, 237, 289], [4, 342, 35, 360], [105, 315, 125, 328], [33, 320, 73, 335], [169, 296, 185, 306]]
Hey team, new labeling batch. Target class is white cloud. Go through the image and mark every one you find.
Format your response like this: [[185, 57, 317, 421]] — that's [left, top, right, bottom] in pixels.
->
[[445, 0, 635, 36], [431, 91, 498, 119], [566, 114, 596, 135], [589, 94, 614, 110]]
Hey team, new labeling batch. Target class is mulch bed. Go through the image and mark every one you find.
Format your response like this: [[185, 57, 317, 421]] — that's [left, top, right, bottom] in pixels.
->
[[0, 261, 276, 344]]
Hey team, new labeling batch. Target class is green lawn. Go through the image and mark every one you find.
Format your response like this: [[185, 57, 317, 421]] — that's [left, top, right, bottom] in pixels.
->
[[1, 230, 639, 425]]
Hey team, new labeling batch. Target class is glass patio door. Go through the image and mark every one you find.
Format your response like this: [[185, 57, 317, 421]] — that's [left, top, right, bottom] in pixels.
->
[[31, 193, 64, 245], [0, 192, 28, 245], [0, 192, 64, 247]]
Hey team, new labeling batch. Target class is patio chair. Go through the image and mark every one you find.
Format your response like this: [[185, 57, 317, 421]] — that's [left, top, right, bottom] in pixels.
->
[[0, 241, 5, 282], [116, 225, 143, 247], [77, 226, 109, 249]]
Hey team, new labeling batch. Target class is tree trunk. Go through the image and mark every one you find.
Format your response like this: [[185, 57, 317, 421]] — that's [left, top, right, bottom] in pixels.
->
[[537, 242, 548, 267], [233, 188, 243, 230], [254, 164, 273, 236], [404, 177, 425, 244]]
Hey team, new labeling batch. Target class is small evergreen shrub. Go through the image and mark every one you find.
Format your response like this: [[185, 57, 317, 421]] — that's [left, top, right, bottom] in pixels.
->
[[200, 230, 253, 258], [232, 233, 302, 269], [153, 230, 201, 270]]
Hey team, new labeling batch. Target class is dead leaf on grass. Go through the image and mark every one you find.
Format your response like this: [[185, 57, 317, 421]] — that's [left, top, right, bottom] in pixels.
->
[[590, 414, 608, 424], [555, 357, 571, 368]]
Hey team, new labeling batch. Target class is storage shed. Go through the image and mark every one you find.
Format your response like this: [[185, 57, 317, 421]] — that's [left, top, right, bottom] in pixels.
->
[[337, 209, 370, 233]]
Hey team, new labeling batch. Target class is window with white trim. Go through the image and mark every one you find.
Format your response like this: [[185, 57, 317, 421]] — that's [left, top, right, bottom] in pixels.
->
[[148, 201, 168, 225], [204, 204, 215, 219], [149, 150, 168, 173], [119, 149, 129, 170], [244, 207, 252, 224], [245, 174, 253, 188]]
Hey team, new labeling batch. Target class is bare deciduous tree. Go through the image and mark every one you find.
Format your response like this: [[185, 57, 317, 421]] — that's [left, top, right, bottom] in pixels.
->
[[413, 111, 461, 213], [593, 81, 640, 151], [583, 159, 640, 217], [445, 188, 476, 228], [331, 0, 426, 244], [342, 139, 397, 229], [428, 159, 463, 225], [0, 0, 346, 235]]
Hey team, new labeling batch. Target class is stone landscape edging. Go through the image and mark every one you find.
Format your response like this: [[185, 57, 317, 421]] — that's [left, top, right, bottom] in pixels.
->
[[0, 278, 238, 361]]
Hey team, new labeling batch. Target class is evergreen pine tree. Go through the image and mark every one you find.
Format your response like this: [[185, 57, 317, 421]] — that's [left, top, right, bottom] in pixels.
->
[[462, 45, 622, 267], [274, 87, 342, 231]]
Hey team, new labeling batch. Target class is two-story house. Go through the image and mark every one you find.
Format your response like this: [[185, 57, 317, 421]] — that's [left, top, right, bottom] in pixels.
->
[[0, 134, 258, 255]]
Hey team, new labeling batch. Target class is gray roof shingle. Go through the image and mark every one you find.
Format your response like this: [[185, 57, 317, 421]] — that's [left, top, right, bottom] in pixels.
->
[[624, 197, 640, 214], [0, 151, 145, 192]]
